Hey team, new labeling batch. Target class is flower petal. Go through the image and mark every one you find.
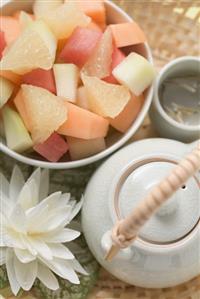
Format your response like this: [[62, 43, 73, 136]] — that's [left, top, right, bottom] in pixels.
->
[[41, 257, 80, 284], [14, 254, 37, 291], [4, 229, 26, 250], [68, 196, 84, 222], [10, 204, 27, 233], [48, 243, 74, 260], [6, 248, 20, 296], [0, 247, 6, 265], [14, 248, 35, 264], [39, 169, 49, 201], [37, 262, 59, 291], [69, 259, 88, 275], [17, 183, 33, 211], [0, 173, 9, 197], [9, 166, 25, 205], [27, 237, 53, 260], [43, 228, 80, 243]]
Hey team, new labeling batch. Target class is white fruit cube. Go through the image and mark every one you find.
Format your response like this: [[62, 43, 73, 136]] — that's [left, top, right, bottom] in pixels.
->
[[2, 106, 33, 152], [67, 137, 106, 160], [77, 86, 90, 110], [19, 11, 33, 30], [33, 0, 63, 17], [53, 64, 79, 103], [0, 77, 14, 108], [112, 53, 156, 96]]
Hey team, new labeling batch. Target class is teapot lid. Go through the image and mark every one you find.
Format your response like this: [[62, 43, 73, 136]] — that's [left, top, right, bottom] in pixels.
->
[[112, 159, 199, 244]]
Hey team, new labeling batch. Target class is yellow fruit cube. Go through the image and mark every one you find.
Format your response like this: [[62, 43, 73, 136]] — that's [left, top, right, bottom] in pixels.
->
[[0, 77, 14, 108]]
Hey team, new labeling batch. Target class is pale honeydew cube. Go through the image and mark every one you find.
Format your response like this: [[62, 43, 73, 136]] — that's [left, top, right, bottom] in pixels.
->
[[33, 0, 63, 17], [2, 106, 33, 153], [0, 77, 14, 108], [19, 11, 33, 30], [53, 64, 79, 103], [68, 136, 106, 160], [112, 53, 156, 96], [77, 86, 90, 110]]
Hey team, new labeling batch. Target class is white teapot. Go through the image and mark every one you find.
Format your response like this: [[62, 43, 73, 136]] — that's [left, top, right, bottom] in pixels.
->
[[82, 138, 200, 288]]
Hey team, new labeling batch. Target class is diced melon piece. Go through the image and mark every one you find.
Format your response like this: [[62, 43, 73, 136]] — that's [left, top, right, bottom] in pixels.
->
[[22, 84, 67, 144], [82, 74, 131, 118], [19, 11, 34, 30], [59, 27, 102, 68], [53, 64, 79, 102], [77, 86, 90, 110], [2, 106, 33, 152], [58, 102, 109, 139], [0, 77, 14, 108], [33, 0, 63, 17], [87, 21, 102, 33], [34, 132, 68, 162], [13, 89, 31, 131], [0, 16, 21, 45], [0, 20, 57, 75], [83, 28, 113, 79], [68, 136, 106, 160], [104, 48, 125, 84], [0, 31, 6, 59], [0, 70, 22, 85], [74, 0, 106, 27], [109, 22, 146, 48], [39, 2, 90, 40], [109, 94, 144, 133], [22, 68, 56, 94], [112, 53, 156, 96]]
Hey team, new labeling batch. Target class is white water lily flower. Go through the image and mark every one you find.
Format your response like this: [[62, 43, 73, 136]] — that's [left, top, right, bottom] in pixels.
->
[[0, 167, 86, 296]]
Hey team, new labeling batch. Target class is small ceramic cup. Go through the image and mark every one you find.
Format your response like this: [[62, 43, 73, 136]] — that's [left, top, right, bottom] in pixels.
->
[[150, 56, 200, 143]]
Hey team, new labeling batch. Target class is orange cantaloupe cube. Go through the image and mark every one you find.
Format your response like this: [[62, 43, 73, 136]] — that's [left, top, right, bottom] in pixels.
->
[[67, 136, 106, 160], [109, 94, 144, 133], [13, 89, 32, 131], [0, 70, 22, 85], [0, 16, 21, 45], [109, 22, 146, 48], [58, 102, 109, 139]]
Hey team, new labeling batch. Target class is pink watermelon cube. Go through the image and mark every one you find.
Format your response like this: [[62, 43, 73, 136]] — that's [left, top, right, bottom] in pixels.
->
[[59, 27, 102, 68], [0, 31, 6, 59], [33, 132, 68, 162], [104, 48, 125, 84], [22, 68, 56, 94]]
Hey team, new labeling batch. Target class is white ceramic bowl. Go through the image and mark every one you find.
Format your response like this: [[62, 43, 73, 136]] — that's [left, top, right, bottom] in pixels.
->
[[0, 0, 153, 169]]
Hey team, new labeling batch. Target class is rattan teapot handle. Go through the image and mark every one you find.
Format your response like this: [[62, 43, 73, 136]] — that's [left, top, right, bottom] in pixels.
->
[[105, 142, 200, 261]]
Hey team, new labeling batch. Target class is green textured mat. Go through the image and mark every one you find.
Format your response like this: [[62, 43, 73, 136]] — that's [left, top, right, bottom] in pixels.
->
[[0, 152, 101, 299]]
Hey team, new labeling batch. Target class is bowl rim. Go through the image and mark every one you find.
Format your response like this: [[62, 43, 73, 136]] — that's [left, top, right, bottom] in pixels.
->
[[0, 0, 154, 169], [154, 56, 200, 133]]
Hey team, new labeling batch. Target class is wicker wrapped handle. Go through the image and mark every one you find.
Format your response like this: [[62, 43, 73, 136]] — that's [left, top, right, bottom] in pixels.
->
[[105, 143, 200, 261]]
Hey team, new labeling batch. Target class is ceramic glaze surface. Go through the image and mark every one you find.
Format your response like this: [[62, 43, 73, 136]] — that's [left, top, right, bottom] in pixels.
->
[[82, 138, 200, 288]]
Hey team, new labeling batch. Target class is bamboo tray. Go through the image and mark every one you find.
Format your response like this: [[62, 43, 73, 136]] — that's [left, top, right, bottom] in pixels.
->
[[87, 1, 200, 298]]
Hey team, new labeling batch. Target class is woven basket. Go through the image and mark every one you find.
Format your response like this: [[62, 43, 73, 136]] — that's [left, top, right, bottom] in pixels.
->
[[87, 1, 200, 298]]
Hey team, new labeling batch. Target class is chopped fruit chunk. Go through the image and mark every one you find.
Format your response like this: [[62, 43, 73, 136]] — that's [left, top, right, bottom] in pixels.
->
[[19, 11, 34, 30], [13, 10, 34, 20], [112, 53, 156, 96], [22, 68, 56, 94], [0, 16, 21, 45], [68, 136, 106, 160], [0, 77, 14, 108], [39, 2, 90, 40], [109, 22, 146, 48], [109, 94, 143, 132], [33, 0, 63, 17], [0, 70, 22, 85], [2, 106, 33, 152], [13, 89, 31, 131], [87, 21, 102, 33], [0, 20, 57, 74], [83, 28, 113, 79], [22, 85, 67, 144], [58, 102, 109, 140], [104, 48, 125, 84], [0, 31, 6, 59], [34, 132, 68, 162], [53, 64, 79, 102], [82, 74, 131, 118], [75, 0, 106, 27], [59, 27, 102, 68], [77, 86, 90, 110]]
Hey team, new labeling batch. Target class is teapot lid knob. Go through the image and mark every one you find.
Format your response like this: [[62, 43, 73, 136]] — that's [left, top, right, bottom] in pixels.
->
[[106, 143, 200, 261]]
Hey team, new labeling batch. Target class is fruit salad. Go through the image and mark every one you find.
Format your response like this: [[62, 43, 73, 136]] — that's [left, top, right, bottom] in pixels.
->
[[0, 0, 156, 162]]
